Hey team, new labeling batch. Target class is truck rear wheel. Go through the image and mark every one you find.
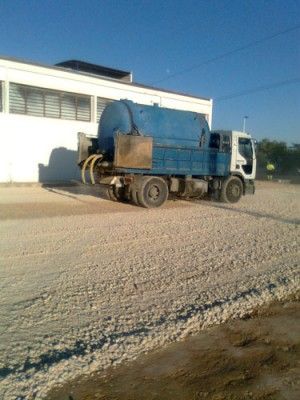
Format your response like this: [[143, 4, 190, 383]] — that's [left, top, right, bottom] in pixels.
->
[[131, 189, 140, 206], [220, 176, 243, 203], [137, 176, 169, 208]]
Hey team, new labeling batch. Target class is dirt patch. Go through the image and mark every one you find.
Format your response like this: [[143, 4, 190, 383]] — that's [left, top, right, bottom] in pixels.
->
[[47, 293, 300, 400]]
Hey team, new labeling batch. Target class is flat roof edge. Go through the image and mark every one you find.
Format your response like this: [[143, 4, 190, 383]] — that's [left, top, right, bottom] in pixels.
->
[[0, 55, 212, 103]]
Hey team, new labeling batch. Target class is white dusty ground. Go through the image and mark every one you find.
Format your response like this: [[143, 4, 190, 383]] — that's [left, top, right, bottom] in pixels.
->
[[0, 182, 299, 399]]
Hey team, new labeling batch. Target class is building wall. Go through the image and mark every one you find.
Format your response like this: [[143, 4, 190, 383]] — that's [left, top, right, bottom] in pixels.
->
[[0, 58, 213, 183]]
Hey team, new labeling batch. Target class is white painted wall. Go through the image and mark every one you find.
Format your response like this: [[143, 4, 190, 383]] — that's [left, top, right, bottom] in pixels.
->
[[0, 58, 213, 183], [0, 113, 95, 182]]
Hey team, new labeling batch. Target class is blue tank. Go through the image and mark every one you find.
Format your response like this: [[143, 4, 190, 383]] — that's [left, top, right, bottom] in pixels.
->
[[98, 100, 209, 158], [98, 99, 230, 177]]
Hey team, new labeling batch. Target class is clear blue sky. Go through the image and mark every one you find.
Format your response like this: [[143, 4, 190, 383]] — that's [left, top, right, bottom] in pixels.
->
[[1, 0, 299, 143]]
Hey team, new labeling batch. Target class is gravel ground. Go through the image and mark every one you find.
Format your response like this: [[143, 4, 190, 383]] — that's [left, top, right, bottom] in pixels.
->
[[0, 181, 299, 399], [47, 292, 300, 400]]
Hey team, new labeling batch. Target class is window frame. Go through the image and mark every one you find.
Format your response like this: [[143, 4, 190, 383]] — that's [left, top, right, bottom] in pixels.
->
[[9, 82, 91, 122], [96, 96, 113, 123]]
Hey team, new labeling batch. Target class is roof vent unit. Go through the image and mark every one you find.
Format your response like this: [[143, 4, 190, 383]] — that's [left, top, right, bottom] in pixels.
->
[[55, 60, 132, 82]]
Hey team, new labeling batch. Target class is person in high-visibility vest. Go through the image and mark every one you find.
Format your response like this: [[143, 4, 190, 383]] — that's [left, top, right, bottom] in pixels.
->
[[266, 162, 275, 180]]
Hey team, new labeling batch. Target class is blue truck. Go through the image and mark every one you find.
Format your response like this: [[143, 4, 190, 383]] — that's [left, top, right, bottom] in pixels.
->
[[78, 99, 256, 207]]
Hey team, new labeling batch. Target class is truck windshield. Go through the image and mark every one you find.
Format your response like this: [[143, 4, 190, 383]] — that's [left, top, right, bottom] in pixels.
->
[[238, 138, 252, 159]]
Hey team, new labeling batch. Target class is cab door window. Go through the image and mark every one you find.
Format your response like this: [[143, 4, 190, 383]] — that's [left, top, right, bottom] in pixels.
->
[[209, 133, 220, 150], [221, 135, 230, 152], [238, 138, 253, 159], [238, 138, 253, 174]]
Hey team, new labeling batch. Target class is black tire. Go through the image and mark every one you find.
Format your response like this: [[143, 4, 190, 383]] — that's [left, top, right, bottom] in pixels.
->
[[107, 185, 126, 202], [131, 188, 140, 206], [220, 176, 243, 203], [137, 176, 169, 208]]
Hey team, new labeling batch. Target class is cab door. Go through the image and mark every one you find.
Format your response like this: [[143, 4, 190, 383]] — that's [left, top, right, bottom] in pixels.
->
[[207, 133, 231, 176], [236, 137, 256, 179]]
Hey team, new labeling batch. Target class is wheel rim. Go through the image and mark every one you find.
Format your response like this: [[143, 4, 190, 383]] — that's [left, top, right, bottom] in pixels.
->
[[147, 185, 160, 201]]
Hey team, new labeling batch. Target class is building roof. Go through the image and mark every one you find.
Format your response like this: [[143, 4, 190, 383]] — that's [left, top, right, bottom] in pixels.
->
[[0, 55, 211, 102], [55, 60, 132, 82]]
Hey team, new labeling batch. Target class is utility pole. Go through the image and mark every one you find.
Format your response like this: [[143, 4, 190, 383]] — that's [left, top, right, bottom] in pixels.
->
[[243, 116, 248, 132]]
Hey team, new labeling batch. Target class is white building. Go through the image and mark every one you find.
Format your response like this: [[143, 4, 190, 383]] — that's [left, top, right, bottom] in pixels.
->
[[0, 56, 213, 183]]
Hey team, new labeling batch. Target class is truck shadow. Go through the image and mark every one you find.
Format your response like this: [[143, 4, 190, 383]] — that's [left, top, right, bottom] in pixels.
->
[[38, 146, 118, 202], [40, 186, 300, 225], [198, 200, 300, 226], [38, 147, 80, 183], [42, 182, 111, 202]]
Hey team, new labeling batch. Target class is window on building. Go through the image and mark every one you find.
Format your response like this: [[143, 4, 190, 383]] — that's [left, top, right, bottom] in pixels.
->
[[9, 83, 91, 121], [97, 97, 112, 122], [45, 92, 60, 118]]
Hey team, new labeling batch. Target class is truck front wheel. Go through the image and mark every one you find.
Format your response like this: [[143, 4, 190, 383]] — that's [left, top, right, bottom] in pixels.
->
[[220, 176, 243, 203], [137, 176, 169, 208]]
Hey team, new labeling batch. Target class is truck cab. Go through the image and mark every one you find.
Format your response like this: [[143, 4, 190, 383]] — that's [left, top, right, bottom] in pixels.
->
[[210, 130, 256, 180], [207, 130, 256, 202]]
